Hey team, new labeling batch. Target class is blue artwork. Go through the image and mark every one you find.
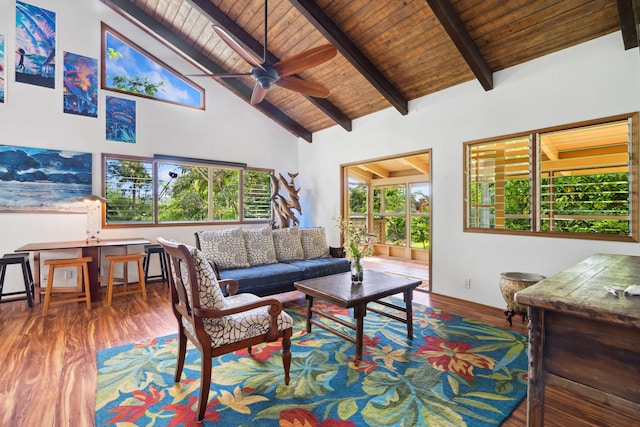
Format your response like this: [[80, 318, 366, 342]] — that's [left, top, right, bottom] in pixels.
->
[[0, 34, 5, 103], [0, 145, 92, 211], [106, 96, 136, 143], [63, 52, 98, 117], [15, 1, 56, 89]]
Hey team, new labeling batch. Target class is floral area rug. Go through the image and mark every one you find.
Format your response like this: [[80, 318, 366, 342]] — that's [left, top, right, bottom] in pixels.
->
[[96, 298, 528, 426]]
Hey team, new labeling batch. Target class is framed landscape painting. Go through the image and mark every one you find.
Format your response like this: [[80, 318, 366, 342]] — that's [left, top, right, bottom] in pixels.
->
[[0, 145, 92, 212]]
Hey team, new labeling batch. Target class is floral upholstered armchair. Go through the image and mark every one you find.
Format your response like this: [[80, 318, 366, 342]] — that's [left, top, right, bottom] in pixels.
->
[[157, 238, 293, 423]]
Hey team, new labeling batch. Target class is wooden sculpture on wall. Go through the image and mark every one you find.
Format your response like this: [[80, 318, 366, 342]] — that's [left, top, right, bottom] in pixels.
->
[[270, 172, 301, 228]]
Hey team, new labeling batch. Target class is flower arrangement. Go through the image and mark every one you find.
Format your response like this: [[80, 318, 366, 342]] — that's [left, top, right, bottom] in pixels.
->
[[334, 217, 375, 259]]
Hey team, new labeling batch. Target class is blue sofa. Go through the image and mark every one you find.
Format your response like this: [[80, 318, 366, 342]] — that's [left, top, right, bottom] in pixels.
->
[[195, 227, 349, 296]]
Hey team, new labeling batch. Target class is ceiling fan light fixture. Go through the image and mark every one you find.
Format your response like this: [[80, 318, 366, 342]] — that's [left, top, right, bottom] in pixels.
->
[[252, 65, 280, 89]]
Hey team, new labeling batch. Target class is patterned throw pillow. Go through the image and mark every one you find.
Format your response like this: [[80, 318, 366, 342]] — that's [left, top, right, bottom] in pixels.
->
[[243, 227, 277, 266], [300, 227, 330, 259], [178, 245, 226, 310], [272, 227, 304, 262], [196, 228, 250, 270]]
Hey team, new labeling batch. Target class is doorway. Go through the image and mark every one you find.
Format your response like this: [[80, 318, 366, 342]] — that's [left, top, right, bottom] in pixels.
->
[[341, 149, 431, 291]]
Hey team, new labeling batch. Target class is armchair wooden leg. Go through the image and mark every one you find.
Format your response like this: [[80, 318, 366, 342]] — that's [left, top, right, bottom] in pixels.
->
[[174, 329, 187, 383], [197, 351, 213, 422], [282, 328, 292, 385]]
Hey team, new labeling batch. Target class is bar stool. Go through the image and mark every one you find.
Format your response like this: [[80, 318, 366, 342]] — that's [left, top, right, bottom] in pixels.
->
[[106, 253, 147, 306], [43, 257, 92, 316], [143, 244, 168, 284], [0, 253, 34, 307]]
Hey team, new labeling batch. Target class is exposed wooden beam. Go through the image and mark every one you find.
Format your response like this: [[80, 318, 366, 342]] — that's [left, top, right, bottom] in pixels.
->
[[288, 0, 409, 116], [616, 0, 640, 49], [347, 167, 373, 182], [102, 0, 313, 142], [360, 163, 390, 179], [425, 0, 493, 91], [401, 158, 430, 176], [188, 0, 352, 132]]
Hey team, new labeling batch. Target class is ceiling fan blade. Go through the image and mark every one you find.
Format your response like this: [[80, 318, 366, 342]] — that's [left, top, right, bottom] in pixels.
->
[[276, 76, 330, 98], [188, 72, 252, 78], [251, 82, 268, 104], [275, 45, 337, 77], [212, 25, 265, 71]]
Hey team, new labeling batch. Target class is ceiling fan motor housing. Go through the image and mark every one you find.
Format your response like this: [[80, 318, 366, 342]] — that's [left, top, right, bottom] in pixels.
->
[[252, 64, 280, 89]]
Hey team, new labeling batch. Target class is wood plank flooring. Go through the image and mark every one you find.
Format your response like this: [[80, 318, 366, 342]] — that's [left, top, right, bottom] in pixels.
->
[[0, 258, 637, 426]]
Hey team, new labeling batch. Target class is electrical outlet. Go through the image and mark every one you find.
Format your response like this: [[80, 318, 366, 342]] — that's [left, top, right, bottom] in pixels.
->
[[65, 270, 73, 279], [464, 278, 471, 289]]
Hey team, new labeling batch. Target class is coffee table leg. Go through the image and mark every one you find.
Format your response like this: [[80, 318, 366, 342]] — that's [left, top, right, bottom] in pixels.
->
[[305, 295, 313, 333], [354, 304, 366, 361], [404, 289, 414, 339]]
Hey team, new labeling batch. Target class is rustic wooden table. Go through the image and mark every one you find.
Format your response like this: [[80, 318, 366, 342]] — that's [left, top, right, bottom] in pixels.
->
[[515, 253, 640, 426], [294, 270, 421, 361]]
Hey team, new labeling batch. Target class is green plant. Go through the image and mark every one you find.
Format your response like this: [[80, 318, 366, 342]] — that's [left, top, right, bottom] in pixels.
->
[[334, 217, 375, 259]]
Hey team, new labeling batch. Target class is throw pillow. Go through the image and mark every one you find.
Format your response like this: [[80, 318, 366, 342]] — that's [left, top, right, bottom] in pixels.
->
[[196, 228, 250, 270], [272, 227, 304, 262], [243, 227, 277, 266], [300, 227, 330, 259]]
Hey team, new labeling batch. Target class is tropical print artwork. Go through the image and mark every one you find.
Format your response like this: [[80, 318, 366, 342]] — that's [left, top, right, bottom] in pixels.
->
[[15, 1, 56, 88], [96, 299, 528, 427], [0, 145, 92, 211], [106, 96, 136, 143], [63, 52, 98, 117], [0, 34, 5, 103]]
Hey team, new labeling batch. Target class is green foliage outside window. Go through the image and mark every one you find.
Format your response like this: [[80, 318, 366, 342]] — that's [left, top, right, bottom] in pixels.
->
[[105, 159, 153, 223]]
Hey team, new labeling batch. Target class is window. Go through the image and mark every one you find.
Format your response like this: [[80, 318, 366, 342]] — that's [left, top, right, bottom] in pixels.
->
[[103, 154, 272, 226], [464, 113, 638, 241], [373, 184, 407, 246], [101, 23, 204, 109]]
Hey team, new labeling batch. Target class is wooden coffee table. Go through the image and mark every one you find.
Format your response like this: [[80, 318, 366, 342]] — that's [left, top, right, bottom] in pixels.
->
[[294, 270, 421, 360]]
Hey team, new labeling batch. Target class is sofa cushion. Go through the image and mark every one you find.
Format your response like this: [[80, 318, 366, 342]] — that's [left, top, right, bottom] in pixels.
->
[[196, 228, 250, 270], [272, 227, 304, 262], [300, 227, 330, 259], [286, 257, 351, 280], [219, 262, 304, 296], [243, 227, 277, 266]]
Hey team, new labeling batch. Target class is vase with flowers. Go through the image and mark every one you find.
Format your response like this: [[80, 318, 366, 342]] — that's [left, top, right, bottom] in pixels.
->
[[335, 217, 375, 284]]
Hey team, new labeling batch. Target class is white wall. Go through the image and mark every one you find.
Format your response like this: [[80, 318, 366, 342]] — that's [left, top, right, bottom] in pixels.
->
[[300, 32, 640, 308], [0, 0, 298, 290]]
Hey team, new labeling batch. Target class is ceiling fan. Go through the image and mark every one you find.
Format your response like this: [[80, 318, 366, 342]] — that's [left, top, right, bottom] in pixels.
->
[[202, 0, 337, 104]]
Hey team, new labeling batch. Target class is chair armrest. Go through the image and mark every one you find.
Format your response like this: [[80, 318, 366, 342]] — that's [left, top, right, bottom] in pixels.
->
[[330, 246, 346, 258], [218, 279, 239, 296]]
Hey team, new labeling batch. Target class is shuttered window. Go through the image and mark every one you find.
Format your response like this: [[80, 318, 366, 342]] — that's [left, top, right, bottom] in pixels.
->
[[103, 154, 272, 226], [464, 113, 638, 241]]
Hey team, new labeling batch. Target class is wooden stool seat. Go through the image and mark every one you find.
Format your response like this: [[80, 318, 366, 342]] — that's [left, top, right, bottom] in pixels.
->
[[0, 253, 34, 308], [43, 257, 92, 316], [106, 253, 147, 306]]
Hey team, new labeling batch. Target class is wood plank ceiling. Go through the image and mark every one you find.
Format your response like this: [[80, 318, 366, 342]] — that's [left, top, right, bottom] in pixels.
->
[[101, 0, 639, 142]]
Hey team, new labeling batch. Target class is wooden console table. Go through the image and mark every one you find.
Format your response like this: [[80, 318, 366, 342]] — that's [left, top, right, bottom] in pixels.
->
[[515, 253, 640, 426], [16, 238, 150, 303]]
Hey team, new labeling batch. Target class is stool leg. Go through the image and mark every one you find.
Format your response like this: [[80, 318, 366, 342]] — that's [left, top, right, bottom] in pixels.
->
[[160, 252, 169, 284], [82, 263, 92, 310], [137, 259, 147, 300], [43, 265, 56, 316], [107, 261, 115, 307], [21, 261, 33, 307], [0, 264, 6, 302], [143, 253, 151, 283]]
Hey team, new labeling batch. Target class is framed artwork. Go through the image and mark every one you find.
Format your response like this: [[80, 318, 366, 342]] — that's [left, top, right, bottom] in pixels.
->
[[63, 52, 98, 117], [106, 96, 136, 143], [0, 145, 92, 212], [15, 1, 56, 89], [0, 34, 5, 103]]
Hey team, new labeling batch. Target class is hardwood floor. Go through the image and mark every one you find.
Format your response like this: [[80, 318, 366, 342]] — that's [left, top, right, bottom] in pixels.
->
[[0, 258, 637, 426]]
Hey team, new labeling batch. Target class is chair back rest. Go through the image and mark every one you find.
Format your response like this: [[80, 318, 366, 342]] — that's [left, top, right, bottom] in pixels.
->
[[158, 238, 226, 322]]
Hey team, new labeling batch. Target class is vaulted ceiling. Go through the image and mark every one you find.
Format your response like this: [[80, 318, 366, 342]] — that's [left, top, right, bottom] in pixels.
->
[[101, 0, 639, 142]]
